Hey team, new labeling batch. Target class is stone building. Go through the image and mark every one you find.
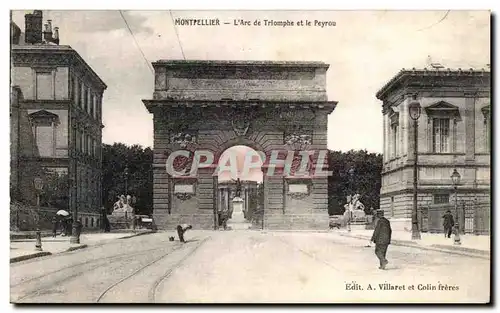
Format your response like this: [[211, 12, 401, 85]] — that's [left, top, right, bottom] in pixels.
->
[[10, 11, 107, 229], [376, 68, 491, 231], [143, 60, 336, 230]]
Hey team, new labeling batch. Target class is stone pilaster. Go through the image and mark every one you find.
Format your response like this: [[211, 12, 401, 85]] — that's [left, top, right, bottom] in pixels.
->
[[407, 115, 416, 163], [464, 92, 476, 163], [401, 100, 408, 156], [383, 113, 389, 163]]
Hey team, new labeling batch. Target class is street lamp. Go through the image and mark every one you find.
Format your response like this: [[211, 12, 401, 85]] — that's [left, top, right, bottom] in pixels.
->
[[409, 96, 422, 240], [124, 166, 129, 195], [347, 166, 355, 232], [451, 169, 461, 245], [33, 177, 44, 251]]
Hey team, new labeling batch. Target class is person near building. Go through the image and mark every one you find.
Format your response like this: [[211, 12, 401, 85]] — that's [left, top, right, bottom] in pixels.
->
[[51, 217, 58, 238], [442, 210, 455, 238], [370, 209, 392, 270], [176, 224, 193, 243]]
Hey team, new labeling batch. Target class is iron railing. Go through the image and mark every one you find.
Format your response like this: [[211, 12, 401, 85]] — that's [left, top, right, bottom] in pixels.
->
[[419, 200, 490, 235], [10, 201, 101, 231]]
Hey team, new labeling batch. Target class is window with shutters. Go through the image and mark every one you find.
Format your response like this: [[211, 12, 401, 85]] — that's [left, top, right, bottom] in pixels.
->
[[92, 94, 97, 119], [36, 71, 53, 100], [29, 110, 59, 157], [389, 110, 399, 158], [391, 125, 398, 157], [482, 105, 491, 153], [425, 101, 460, 154], [80, 82, 86, 110], [82, 130, 86, 153], [432, 118, 450, 153], [87, 135, 92, 155], [74, 77, 80, 106]]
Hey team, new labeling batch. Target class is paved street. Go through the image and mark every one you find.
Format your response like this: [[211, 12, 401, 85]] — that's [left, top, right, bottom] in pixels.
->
[[10, 230, 490, 303]]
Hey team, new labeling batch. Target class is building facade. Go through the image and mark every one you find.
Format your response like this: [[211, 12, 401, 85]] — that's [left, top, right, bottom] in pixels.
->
[[376, 68, 491, 231], [10, 11, 107, 230], [143, 60, 335, 230]]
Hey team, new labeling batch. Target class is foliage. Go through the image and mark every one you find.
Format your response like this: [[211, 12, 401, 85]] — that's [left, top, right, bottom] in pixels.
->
[[327, 149, 383, 215], [39, 168, 69, 210], [102, 143, 153, 215], [101, 144, 382, 218]]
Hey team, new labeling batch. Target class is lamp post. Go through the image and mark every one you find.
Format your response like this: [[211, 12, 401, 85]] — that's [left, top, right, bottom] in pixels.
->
[[348, 166, 355, 232], [409, 96, 422, 240], [33, 177, 44, 251], [124, 166, 129, 195], [451, 169, 461, 245]]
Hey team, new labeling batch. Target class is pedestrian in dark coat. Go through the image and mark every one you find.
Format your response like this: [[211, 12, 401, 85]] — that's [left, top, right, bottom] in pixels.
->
[[176, 224, 192, 243], [370, 209, 392, 270], [442, 210, 455, 238], [104, 214, 111, 233], [51, 217, 58, 238]]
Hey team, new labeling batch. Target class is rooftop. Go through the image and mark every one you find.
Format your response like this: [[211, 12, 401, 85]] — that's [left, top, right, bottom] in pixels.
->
[[152, 60, 330, 69], [12, 44, 107, 90], [376, 67, 490, 100]]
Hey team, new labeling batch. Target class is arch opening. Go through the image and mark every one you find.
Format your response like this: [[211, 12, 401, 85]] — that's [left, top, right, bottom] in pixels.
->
[[216, 145, 264, 230]]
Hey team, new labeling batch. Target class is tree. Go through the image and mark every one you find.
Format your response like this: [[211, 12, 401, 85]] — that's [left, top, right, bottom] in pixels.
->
[[328, 150, 383, 215], [102, 143, 153, 215]]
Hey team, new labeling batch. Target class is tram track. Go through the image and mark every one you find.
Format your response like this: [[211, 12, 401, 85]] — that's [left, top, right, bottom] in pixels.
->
[[13, 242, 180, 302], [96, 236, 210, 303], [148, 237, 209, 303], [11, 243, 171, 289], [11, 234, 163, 267]]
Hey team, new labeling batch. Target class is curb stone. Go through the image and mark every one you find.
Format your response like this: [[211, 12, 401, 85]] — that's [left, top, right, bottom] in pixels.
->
[[338, 233, 490, 260], [10, 251, 52, 263], [10, 230, 103, 240], [430, 244, 490, 256], [65, 244, 88, 252], [10, 231, 154, 264], [118, 231, 156, 240]]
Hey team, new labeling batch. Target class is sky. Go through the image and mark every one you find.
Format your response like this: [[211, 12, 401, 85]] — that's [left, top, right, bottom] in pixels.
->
[[11, 10, 490, 153]]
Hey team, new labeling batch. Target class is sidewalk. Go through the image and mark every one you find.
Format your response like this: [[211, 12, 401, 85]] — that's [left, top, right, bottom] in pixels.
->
[[337, 229, 490, 259], [10, 229, 103, 240], [10, 230, 154, 263]]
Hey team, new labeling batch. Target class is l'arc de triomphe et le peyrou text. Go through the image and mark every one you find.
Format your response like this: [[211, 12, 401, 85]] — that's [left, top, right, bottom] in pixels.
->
[[142, 60, 337, 230]]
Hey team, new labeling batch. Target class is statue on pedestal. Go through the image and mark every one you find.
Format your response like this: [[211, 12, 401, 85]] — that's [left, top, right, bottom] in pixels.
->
[[109, 194, 136, 230], [235, 178, 242, 198], [344, 194, 366, 223]]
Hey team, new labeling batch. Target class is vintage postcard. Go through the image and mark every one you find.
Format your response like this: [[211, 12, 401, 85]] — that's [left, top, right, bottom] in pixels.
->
[[9, 10, 491, 304]]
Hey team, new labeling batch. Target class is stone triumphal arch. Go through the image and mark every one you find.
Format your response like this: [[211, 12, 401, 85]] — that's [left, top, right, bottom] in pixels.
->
[[143, 60, 337, 230]]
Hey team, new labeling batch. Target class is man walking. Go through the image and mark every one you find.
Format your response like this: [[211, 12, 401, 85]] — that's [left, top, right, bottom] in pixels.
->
[[176, 224, 192, 243], [370, 209, 392, 270], [51, 217, 58, 238], [442, 210, 455, 238]]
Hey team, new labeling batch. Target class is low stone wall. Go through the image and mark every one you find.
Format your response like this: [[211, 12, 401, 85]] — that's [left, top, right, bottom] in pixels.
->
[[10, 202, 101, 231], [264, 213, 330, 230], [153, 213, 215, 230], [153, 211, 330, 230], [387, 218, 412, 232]]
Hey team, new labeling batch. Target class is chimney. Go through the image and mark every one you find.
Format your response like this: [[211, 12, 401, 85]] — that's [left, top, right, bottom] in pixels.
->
[[43, 20, 53, 42], [53, 27, 60, 45], [24, 10, 43, 44]]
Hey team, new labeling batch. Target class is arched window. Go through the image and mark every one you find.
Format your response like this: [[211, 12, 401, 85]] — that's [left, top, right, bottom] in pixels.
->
[[85, 217, 89, 227]]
